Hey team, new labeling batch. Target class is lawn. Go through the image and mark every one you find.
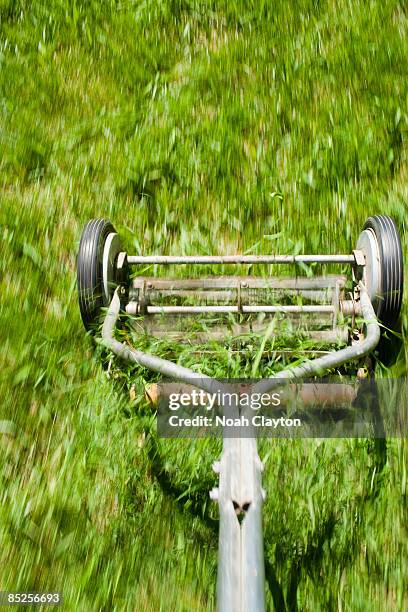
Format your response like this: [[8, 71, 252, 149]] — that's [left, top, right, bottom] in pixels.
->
[[1, 1, 407, 609]]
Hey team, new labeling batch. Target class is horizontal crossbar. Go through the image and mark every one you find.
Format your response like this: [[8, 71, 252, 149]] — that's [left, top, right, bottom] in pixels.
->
[[127, 254, 355, 265], [126, 304, 335, 314], [131, 275, 347, 290]]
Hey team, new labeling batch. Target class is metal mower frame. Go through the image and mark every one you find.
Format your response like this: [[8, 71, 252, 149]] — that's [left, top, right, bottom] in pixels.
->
[[77, 214, 403, 612]]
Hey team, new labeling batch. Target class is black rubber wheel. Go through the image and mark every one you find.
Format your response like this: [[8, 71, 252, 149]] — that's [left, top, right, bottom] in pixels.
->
[[77, 218, 118, 331], [362, 215, 403, 328]]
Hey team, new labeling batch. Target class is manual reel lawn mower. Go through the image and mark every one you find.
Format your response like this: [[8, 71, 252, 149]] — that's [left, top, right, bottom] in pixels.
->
[[77, 215, 403, 612]]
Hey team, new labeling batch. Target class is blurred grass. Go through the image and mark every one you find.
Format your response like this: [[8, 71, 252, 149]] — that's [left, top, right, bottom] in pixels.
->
[[1, 0, 407, 610]]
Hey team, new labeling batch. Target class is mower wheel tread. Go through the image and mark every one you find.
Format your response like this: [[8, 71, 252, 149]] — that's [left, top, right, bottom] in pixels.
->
[[77, 218, 116, 330], [363, 214, 403, 328]]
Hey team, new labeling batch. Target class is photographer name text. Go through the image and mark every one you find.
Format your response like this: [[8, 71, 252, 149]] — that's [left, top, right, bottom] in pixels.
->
[[168, 415, 301, 428]]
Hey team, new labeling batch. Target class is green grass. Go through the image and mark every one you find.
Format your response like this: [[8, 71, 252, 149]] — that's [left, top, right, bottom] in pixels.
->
[[1, 0, 408, 609]]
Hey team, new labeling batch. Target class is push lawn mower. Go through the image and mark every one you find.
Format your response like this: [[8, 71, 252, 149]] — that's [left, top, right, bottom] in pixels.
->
[[77, 215, 403, 611]]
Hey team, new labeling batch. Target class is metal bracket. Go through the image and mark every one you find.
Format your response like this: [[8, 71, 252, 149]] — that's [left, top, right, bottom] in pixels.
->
[[352, 248, 366, 284]]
